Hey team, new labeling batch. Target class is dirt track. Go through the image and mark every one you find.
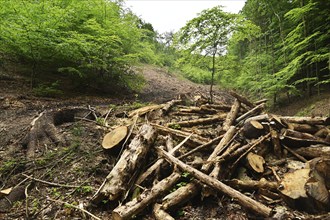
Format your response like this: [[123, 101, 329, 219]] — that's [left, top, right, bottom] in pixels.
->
[[137, 65, 232, 104]]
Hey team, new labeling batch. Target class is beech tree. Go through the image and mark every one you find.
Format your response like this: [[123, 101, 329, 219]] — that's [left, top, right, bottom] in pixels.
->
[[177, 6, 236, 102]]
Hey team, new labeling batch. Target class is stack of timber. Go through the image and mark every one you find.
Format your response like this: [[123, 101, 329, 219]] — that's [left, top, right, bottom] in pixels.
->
[[92, 92, 330, 219]]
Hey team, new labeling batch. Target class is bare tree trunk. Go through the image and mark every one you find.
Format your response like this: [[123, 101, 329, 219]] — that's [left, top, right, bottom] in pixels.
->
[[210, 53, 216, 103]]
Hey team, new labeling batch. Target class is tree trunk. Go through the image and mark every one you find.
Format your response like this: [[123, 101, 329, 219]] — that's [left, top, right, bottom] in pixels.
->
[[91, 124, 156, 204], [157, 148, 272, 217]]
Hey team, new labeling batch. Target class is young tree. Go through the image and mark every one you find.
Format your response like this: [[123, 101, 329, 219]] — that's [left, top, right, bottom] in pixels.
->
[[176, 6, 236, 102]]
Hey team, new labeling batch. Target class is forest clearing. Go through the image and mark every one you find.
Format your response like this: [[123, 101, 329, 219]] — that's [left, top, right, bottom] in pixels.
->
[[1, 0, 330, 219]]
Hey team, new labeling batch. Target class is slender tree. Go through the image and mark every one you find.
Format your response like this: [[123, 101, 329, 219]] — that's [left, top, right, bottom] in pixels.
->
[[177, 6, 236, 102]]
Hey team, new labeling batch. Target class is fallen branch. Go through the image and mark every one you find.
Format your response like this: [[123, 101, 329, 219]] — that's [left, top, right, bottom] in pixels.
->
[[166, 113, 226, 128], [22, 174, 80, 188], [48, 198, 101, 220], [157, 148, 272, 217], [112, 172, 181, 220]]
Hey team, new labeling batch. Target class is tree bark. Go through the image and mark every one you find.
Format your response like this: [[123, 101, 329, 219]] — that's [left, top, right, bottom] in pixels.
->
[[280, 116, 330, 126], [112, 172, 181, 220], [223, 99, 241, 131], [235, 103, 265, 124], [166, 113, 226, 128], [92, 124, 156, 204], [157, 148, 272, 217]]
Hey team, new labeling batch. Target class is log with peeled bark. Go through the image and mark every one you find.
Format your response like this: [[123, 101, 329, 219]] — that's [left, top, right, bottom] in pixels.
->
[[128, 104, 164, 118], [243, 120, 265, 139], [223, 99, 241, 131], [151, 123, 208, 146], [244, 114, 269, 124], [91, 124, 156, 204], [157, 148, 272, 217], [156, 127, 236, 212], [177, 106, 217, 114], [225, 178, 278, 191], [235, 103, 265, 124], [295, 145, 330, 158], [280, 116, 330, 126], [229, 91, 255, 108], [201, 103, 232, 111], [112, 172, 181, 220], [202, 126, 237, 172], [166, 113, 226, 128], [162, 99, 181, 115], [220, 133, 271, 162], [178, 135, 224, 159], [255, 98, 268, 105], [135, 134, 191, 185]]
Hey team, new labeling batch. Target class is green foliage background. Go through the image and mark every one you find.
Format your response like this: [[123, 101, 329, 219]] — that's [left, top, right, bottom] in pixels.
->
[[0, 0, 173, 93], [0, 0, 329, 102]]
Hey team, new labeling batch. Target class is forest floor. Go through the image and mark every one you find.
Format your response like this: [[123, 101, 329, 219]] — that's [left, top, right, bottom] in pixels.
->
[[0, 64, 329, 219]]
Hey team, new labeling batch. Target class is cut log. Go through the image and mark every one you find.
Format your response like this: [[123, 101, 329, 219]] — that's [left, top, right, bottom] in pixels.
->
[[246, 152, 265, 173], [162, 99, 181, 115], [166, 113, 226, 128], [270, 127, 282, 158], [91, 124, 156, 204], [202, 126, 236, 172], [285, 129, 320, 140], [151, 123, 208, 146], [128, 104, 164, 118], [135, 134, 191, 185], [255, 99, 268, 105], [178, 135, 224, 159], [235, 103, 265, 124], [229, 91, 255, 108], [158, 127, 236, 211], [101, 126, 128, 149], [295, 145, 330, 159], [287, 123, 319, 134], [279, 167, 329, 213], [243, 120, 264, 139], [223, 133, 271, 162], [244, 114, 269, 124], [223, 99, 241, 131], [153, 203, 174, 220], [314, 127, 330, 138], [201, 104, 232, 111], [226, 178, 278, 191], [112, 172, 181, 220], [157, 148, 272, 217], [281, 129, 330, 147], [280, 116, 330, 126], [160, 181, 200, 211], [178, 106, 217, 114], [282, 145, 307, 162]]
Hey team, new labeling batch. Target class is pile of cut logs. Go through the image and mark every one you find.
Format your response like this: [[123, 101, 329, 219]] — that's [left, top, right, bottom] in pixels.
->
[[92, 92, 330, 219]]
